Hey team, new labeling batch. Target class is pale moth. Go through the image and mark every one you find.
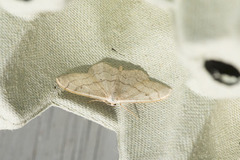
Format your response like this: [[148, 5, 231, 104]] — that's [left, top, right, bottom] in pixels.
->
[[56, 62, 172, 117]]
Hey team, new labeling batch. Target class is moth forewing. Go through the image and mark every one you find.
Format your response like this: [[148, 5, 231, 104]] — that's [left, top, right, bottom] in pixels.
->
[[56, 62, 172, 117]]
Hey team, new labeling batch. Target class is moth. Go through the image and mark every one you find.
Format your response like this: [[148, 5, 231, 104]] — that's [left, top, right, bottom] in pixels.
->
[[56, 62, 172, 117]]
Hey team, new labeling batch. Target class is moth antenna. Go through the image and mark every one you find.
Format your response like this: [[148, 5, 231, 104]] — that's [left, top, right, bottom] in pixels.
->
[[120, 103, 139, 119], [133, 104, 140, 119]]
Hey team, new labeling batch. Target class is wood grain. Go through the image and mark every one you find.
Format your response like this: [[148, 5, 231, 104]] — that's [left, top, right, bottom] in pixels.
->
[[0, 107, 118, 160]]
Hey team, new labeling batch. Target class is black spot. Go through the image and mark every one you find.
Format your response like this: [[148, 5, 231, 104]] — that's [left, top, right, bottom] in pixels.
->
[[112, 48, 117, 52], [204, 60, 240, 86]]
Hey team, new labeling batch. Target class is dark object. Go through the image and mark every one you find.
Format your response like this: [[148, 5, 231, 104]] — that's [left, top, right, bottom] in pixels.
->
[[204, 60, 240, 86]]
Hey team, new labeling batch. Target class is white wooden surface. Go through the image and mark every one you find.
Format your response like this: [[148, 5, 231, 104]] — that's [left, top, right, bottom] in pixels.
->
[[0, 107, 118, 160]]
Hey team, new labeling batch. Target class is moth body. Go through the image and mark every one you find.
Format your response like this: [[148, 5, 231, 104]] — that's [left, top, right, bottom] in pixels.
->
[[106, 96, 118, 106]]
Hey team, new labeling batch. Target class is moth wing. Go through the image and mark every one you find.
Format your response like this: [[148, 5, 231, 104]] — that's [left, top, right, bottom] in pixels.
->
[[88, 62, 119, 96], [117, 70, 171, 103], [56, 73, 108, 100]]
